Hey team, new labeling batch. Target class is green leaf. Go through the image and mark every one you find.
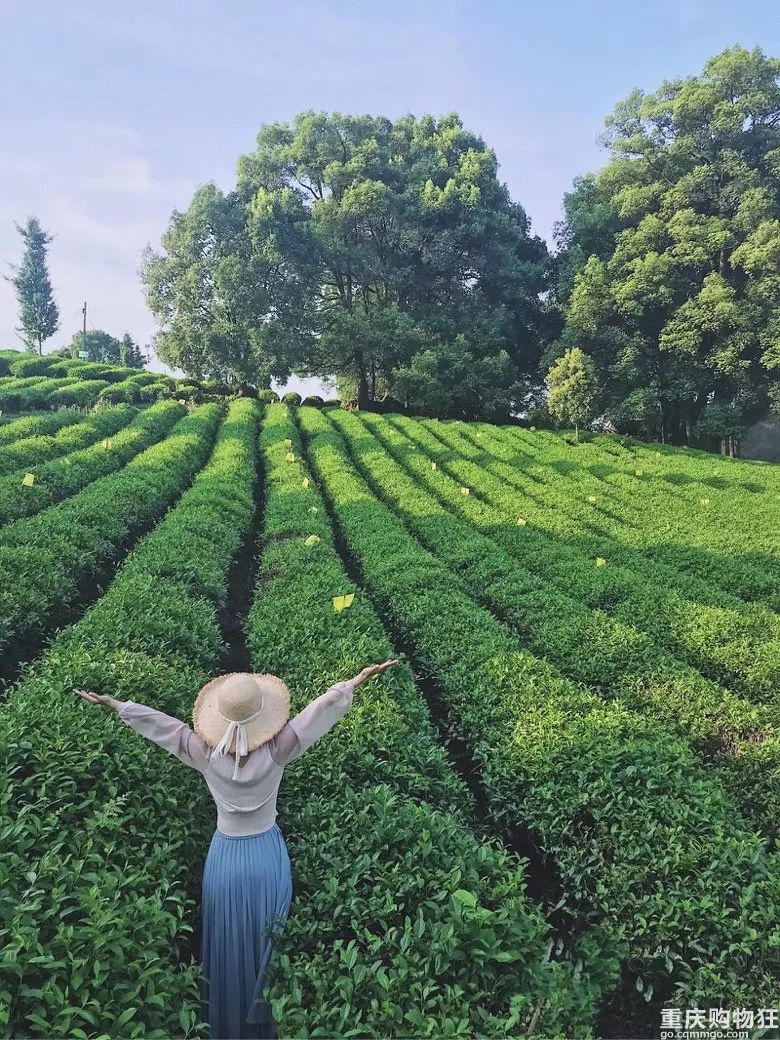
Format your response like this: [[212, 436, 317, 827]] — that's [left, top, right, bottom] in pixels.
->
[[452, 889, 477, 908], [116, 1006, 138, 1026]]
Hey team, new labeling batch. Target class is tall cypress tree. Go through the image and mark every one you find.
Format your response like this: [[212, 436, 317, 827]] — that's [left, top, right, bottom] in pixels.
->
[[6, 217, 60, 354], [119, 332, 146, 369]]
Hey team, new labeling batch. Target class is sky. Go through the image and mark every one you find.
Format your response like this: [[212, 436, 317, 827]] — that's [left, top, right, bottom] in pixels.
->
[[0, 0, 778, 391]]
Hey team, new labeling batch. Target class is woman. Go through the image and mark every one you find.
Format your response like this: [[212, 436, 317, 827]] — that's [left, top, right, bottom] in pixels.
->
[[74, 659, 398, 1040]]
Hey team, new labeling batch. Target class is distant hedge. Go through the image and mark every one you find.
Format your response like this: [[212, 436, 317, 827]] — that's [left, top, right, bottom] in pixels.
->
[[98, 380, 143, 405], [49, 379, 111, 408], [201, 379, 231, 396], [139, 381, 176, 402], [8, 355, 58, 378], [124, 371, 164, 387], [175, 382, 204, 403]]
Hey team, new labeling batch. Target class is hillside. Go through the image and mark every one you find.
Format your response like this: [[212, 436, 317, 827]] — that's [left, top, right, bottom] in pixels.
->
[[0, 349, 221, 412], [1, 400, 779, 1038]]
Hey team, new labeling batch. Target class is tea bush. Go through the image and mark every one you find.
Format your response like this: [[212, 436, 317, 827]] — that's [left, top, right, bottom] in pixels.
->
[[248, 404, 603, 1036], [0, 404, 136, 477], [298, 404, 780, 1011], [0, 404, 222, 656], [0, 399, 260, 1038], [0, 401, 185, 525]]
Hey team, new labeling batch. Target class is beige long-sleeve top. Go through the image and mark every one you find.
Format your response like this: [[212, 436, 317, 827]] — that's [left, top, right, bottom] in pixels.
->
[[117, 680, 355, 837]]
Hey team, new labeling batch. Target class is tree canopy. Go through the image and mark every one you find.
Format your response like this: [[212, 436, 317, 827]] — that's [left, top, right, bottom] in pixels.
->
[[554, 46, 780, 443], [143, 111, 550, 416], [5, 217, 59, 355], [546, 347, 598, 440], [64, 329, 145, 367], [138, 50, 780, 441]]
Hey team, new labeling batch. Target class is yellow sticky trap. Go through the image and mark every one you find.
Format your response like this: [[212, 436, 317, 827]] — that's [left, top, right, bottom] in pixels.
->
[[332, 593, 355, 613], [304, 535, 320, 547], [587, 495, 597, 504], [284, 439, 292, 446], [635, 468, 644, 477], [655, 451, 661, 458], [302, 478, 310, 488], [22, 472, 35, 487], [699, 497, 710, 507], [595, 557, 606, 567], [460, 486, 470, 496], [177, 398, 186, 404], [431, 461, 437, 471], [516, 516, 527, 526], [529, 425, 536, 431], [286, 452, 295, 463], [101, 438, 112, 449]]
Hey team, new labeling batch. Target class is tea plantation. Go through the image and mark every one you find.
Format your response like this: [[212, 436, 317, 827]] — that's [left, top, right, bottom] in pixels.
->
[[2, 386, 779, 1038]]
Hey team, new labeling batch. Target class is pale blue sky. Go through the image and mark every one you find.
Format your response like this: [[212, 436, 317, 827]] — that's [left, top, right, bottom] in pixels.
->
[[1, 0, 778, 387]]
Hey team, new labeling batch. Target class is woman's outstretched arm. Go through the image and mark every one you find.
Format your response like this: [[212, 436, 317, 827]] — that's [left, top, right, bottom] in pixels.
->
[[73, 688, 212, 772], [269, 660, 398, 767]]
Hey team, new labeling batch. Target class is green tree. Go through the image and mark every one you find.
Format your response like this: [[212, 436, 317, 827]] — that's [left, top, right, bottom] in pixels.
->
[[119, 333, 145, 369], [144, 112, 550, 416], [555, 46, 780, 443], [5, 217, 59, 354], [696, 399, 751, 456], [546, 347, 598, 441], [141, 183, 298, 384], [392, 335, 524, 421], [65, 329, 144, 366], [553, 174, 623, 310]]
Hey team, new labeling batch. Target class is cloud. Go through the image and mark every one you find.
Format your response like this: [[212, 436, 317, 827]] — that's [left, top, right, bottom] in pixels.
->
[[1, 0, 611, 362], [0, 124, 194, 350], [0, 3, 471, 353]]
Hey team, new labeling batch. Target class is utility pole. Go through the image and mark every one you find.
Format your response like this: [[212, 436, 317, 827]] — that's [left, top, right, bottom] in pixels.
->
[[82, 301, 87, 359]]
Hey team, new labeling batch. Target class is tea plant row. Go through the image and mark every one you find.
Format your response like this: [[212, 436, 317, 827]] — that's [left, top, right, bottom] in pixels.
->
[[331, 409, 780, 839], [0, 408, 87, 446], [453, 421, 780, 609], [392, 414, 780, 704], [0, 404, 221, 658], [296, 404, 780, 1013], [0, 399, 260, 1038], [0, 402, 184, 526], [0, 404, 137, 477], [247, 403, 601, 1037]]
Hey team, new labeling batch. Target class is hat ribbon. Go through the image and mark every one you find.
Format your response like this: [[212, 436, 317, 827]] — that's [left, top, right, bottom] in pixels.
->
[[210, 693, 266, 780]]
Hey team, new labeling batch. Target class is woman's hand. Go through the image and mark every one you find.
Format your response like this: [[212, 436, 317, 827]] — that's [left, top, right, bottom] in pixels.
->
[[73, 688, 122, 712], [351, 660, 399, 688]]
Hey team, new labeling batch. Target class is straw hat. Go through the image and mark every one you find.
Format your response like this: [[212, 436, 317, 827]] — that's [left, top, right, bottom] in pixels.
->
[[193, 673, 290, 776]]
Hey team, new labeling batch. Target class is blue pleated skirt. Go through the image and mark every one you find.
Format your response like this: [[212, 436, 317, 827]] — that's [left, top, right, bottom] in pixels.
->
[[200, 824, 293, 1040]]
